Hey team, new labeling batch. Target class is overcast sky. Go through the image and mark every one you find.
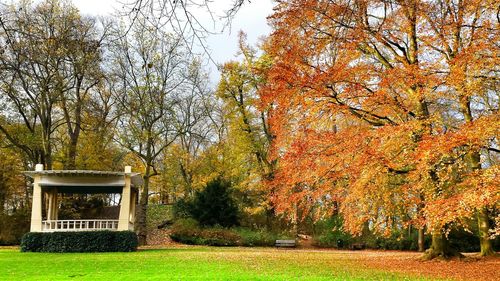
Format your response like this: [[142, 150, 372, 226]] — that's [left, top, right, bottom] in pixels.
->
[[72, 0, 274, 84]]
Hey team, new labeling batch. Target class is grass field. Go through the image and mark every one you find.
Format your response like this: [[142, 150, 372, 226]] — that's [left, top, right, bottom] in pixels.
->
[[0, 246, 498, 280]]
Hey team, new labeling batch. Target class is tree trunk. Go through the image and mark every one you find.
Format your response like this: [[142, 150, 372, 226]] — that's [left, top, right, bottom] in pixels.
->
[[136, 167, 151, 246], [478, 208, 496, 256], [66, 136, 78, 170], [418, 227, 425, 252], [461, 98, 495, 256], [41, 116, 53, 170], [44, 152, 53, 170], [423, 231, 463, 260], [292, 203, 298, 237], [467, 151, 494, 256], [63, 91, 82, 170]]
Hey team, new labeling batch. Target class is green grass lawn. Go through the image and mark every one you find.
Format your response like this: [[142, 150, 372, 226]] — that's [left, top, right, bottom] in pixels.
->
[[0, 247, 436, 280]]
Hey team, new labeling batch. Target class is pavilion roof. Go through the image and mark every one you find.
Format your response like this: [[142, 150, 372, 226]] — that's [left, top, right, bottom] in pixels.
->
[[23, 170, 143, 193], [23, 170, 140, 177]]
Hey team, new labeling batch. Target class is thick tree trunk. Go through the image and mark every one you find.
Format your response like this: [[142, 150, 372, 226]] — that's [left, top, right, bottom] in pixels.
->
[[478, 208, 496, 256], [418, 227, 425, 252], [65, 97, 81, 170], [469, 151, 495, 256], [423, 231, 463, 260], [467, 151, 494, 255], [461, 98, 495, 256], [136, 168, 151, 246], [41, 117, 53, 170]]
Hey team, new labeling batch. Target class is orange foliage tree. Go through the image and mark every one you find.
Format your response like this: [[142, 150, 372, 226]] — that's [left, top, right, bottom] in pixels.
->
[[262, 0, 499, 258]]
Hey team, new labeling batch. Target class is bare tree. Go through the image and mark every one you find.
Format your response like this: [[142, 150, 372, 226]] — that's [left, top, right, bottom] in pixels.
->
[[110, 16, 193, 244], [120, 0, 249, 62], [0, 0, 108, 169], [58, 17, 112, 169]]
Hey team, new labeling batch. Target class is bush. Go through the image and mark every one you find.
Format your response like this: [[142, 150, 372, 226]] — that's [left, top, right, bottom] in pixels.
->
[[20, 231, 138, 252], [188, 178, 239, 227]]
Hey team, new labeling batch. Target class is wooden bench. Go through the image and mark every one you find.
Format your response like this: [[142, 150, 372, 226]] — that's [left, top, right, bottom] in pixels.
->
[[275, 239, 296, 248]]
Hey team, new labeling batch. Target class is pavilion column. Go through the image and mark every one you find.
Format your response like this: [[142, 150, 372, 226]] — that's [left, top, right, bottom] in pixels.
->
[[129, 189, 136, 224], [118, 166, 132, 231], [53, 189, 58, 220], [47, 188, 58, 221], [46, 190, 52, 220], [30, 164, 44, 232]]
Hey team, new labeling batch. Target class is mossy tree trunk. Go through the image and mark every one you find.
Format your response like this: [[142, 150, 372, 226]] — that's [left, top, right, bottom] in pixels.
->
[[423, 231, 462, 260], [478, 208, 496, 256], [461, 97, 495, 256]]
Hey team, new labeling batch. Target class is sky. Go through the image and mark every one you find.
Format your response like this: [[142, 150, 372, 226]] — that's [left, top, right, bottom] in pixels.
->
[[72, 0, 275, 84]]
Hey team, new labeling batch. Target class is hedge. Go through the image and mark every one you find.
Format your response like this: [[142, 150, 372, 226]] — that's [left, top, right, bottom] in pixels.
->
[[20, 231, 138, 252]]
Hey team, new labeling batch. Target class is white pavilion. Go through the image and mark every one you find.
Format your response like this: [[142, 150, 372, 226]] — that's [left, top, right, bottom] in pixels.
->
[[24, 164, 142, 232]]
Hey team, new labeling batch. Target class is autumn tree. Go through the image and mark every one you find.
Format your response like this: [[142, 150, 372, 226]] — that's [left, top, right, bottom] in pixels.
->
[[217, 34, 275, 179], [417, 0, 499, 256], [216, 34, 279, 226], [262, 0, 499, 259]]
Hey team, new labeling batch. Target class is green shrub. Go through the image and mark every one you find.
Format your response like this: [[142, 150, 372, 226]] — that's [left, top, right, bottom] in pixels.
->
[[188, 178, 239, 227], [20, 231, 138, 252]]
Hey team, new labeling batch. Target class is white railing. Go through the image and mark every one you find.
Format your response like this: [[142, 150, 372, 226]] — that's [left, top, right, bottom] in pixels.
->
[[42, 220, 119, 232]]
